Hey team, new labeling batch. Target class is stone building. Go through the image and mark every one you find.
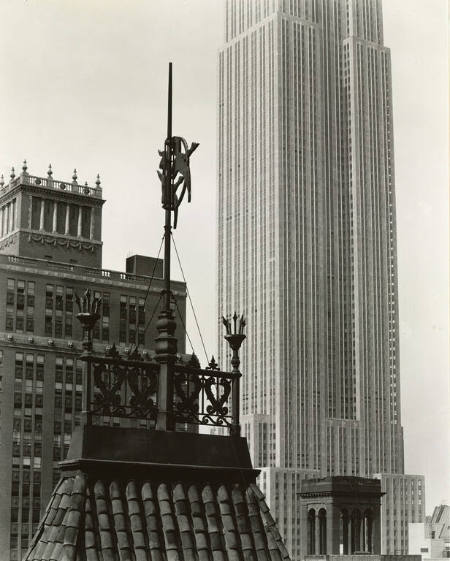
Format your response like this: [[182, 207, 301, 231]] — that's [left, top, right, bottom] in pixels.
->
[[299, 476, 383, 557]]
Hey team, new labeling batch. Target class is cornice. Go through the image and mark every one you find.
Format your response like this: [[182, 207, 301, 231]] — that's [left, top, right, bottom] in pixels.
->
[[0, 332, 156, 358], [0, 182, 105, 206], [299, 490, 384, 499]]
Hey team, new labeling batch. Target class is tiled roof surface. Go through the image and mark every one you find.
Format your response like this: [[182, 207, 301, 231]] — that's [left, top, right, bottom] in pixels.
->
[[25, 474, 291, 561]]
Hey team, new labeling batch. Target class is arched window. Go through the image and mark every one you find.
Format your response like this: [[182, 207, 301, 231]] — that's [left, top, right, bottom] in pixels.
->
[[308, 509, 316, 554], [319, 508, 327, 554]]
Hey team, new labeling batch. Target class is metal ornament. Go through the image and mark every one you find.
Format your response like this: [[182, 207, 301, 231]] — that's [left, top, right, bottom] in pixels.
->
[[158, 136, 199, 229], [157, 63, 199, 229]]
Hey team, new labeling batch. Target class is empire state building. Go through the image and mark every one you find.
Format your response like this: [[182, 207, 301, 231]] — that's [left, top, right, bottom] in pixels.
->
[[217, 0, 424, 558]]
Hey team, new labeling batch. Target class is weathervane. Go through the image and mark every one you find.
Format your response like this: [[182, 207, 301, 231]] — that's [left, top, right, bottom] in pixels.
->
[[158, 63, 199, 229], [157, 63, 199, 315]]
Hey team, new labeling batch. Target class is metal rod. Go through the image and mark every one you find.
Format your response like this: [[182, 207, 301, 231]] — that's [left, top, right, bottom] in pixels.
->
[[164, 209, 171, 312], [164, 62, 173, 313]]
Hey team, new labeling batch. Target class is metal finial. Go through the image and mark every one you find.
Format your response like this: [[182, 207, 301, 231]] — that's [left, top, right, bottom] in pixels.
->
[[207, 356, 220, 371], [95, 174, 101, 187], [22, 160, 28, 174], [47, 164, 53, 178], [10, 167, 15, 180], [75, 289, 102, 316], [223, 312, 246, 354], [0, 174, 4, 188], [222, 315, 231, 336]]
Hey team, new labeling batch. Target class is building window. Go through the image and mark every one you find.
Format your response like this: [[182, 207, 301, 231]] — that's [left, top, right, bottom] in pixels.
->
[[68, 205, 79, 237], [31, 198, 42, 230], [81, 206, 91, 238], [15, 353, 23, 379], [36, 355, 44, 380], [16, 281, 25, 311], [55, 286, 64, 311], [138, 297, 145, 325], [56, 202, 66, 234], [43, 200, 54, 232]]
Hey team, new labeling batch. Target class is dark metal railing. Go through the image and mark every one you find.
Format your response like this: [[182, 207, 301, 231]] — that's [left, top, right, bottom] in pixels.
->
[[173, 357, 237, 428], [75, 290, 246, 434], [84, 346, 160, 421]]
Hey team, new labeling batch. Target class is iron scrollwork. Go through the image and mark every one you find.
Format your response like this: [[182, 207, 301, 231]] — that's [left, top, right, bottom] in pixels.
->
[[81, 341, 238, 429], [84, 349, 160, 422], [173, 356, 236, 427]]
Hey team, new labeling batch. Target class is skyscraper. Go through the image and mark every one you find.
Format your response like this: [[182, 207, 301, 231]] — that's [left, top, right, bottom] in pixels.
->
[[217, 1, 424, 557]]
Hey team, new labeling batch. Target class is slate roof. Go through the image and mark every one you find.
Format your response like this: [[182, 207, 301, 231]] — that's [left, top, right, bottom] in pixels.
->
[[25, 473, 290, 561]]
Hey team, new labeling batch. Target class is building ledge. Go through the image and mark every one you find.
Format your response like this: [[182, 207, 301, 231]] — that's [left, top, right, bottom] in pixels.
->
[[62, 425, 259, 484]]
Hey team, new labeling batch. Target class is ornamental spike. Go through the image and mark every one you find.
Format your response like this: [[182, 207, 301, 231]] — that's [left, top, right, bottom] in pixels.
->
[[222, 315, 231, 336]]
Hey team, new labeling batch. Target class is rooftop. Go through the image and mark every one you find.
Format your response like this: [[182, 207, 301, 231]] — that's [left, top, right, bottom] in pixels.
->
[[0, 254, 185, 292], [0, 161, 102, 200], [300, 476, 384, 498], [26, 473, 289, 561]]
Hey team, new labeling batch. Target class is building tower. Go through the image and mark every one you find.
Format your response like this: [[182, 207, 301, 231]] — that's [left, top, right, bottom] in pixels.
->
[[217, 1, 424, 557], [0, 164, 186, 560]]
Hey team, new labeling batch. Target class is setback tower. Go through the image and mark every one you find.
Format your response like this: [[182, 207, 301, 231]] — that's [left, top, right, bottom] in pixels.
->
[[217, 1, 424, 557]]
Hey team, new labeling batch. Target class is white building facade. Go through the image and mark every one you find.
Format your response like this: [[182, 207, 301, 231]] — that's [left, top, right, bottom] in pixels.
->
[[217, 1, 424, 559], [409, 504, 450, 560]]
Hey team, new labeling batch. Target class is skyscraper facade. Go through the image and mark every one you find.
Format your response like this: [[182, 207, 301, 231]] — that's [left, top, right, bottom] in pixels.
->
[[217, 1, 424, 557], [0, 166, 186, 560]]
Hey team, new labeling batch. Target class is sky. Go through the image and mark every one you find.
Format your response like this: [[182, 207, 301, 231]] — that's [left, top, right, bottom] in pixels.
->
[[0, 0, 447, 512]]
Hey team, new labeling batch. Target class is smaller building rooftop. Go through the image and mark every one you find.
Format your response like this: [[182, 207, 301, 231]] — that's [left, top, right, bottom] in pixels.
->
[[0, 253, 184, 292], [300, 476, 384, 498], [0, 162, 103, 200]]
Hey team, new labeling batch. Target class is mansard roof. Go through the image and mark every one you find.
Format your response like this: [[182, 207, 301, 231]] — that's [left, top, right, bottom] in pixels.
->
[[25, 473, 290, 561]]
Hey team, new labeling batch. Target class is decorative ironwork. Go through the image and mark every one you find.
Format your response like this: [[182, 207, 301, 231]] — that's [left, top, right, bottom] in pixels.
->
[[173, 361, 236, 427], [222, 312, 246, 435], [73, 305, 246, 430], [83, 351, 160, 421], [79, 351, 237, 428]]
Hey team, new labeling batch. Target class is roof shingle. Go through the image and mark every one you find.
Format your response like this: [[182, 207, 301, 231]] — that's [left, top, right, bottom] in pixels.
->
[[25, 475, 290, 561]]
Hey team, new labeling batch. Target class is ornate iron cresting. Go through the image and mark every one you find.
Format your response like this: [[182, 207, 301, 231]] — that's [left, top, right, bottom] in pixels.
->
[[173, 355, 237, 428], [90, 346, 160, 421], [75, 291, 245, 432], [76, 293, 159, 424]]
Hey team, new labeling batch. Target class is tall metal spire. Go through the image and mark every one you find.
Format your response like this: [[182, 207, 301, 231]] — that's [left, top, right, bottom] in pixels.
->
[[158, 62, 199, 314], [155, 63, 199, 430]]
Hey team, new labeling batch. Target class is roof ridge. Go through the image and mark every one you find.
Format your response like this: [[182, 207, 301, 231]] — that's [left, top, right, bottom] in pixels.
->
[[248, 484, 291, 561]]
